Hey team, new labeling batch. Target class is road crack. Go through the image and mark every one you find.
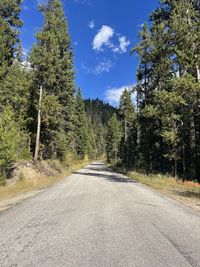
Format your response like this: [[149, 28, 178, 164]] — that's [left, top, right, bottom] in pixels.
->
[[153, 223, 200, 267]]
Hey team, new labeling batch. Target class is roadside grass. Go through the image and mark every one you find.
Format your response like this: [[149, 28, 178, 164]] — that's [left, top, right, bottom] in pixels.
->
[[0, 160, 89, 201], [128, 171, 200, 199]]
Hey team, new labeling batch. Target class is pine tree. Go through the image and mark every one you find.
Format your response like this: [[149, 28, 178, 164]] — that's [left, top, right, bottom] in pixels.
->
[[106, 114, 121, 163], [131, 23, 152, 106], [0, 0, 23, 80], [84, 98, 116, 158], [75, 88, 89, 159], [170, 0, 200, 180], [119, 89, 137, 168], [131, 0, 200, 180], [0, 0, 30, 168], [0, 61, 32, 120], [0, 107, 20, 184], [132, 23, 158, 173], [30, 0, 76, 160], [0, 0, 26, 116]]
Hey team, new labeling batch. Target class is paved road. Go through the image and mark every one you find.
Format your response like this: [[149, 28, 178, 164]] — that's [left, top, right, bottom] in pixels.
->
[[0, 162, 200, 267]]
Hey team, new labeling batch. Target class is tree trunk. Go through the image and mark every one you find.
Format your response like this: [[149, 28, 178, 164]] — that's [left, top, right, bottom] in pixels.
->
[[34, 86, 43, 163], [196, 63, 200, 82], [124, 117, 127, 142], [194, 65, 200, 181]]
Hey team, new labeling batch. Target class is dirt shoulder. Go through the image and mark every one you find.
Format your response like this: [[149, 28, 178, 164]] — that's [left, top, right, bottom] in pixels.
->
[[152, 187, 200, 212], [0, 190, 43, 213], [133, 172, 200, 212], [0, 160, 90, 213]]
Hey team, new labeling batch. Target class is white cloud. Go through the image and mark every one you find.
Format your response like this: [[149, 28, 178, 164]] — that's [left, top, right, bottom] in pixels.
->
[[105, 86, 129, 106], [89, 20, 95, 29], [21, 61, 32, 71], [92, 25, 130, 54], [93, 25, 114, 51], [105, 85, 135, 106], [119, 36, 130, 53], [111, 36, 130, 54]]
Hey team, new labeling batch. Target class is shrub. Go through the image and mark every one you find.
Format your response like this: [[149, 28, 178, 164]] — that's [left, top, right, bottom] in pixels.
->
[[0, 107, 20, 181], [47, 160, 63, 173]]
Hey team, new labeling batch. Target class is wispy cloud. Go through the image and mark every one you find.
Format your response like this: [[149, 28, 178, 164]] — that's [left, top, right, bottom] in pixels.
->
[[82, 59, 113, 75], [23, 5, 30, 11], [72, 0, 93, 5], [105, 85, 134, 106], [36, 0, 46, 5], [22, 48, 29, 59], [118, 36, 130, 53], [94, 60, 113, 74], [88, 20, 95, 29]]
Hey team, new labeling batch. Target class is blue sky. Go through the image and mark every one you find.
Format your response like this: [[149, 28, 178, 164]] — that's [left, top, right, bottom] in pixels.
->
[[21, 0, 159, 106]]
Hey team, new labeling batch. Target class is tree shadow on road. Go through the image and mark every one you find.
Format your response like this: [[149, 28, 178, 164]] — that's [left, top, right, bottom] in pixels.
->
[[85, 166, 110, 172], [74, 171, 137, 184]]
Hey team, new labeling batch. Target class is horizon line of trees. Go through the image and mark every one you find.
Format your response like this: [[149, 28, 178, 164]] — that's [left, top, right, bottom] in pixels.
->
[[0, 0, 115, 185], [106, 0, 200, 182]]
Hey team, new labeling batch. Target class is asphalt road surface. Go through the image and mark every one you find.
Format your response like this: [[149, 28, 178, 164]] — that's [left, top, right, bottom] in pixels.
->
[[0, 162, 200, 267]]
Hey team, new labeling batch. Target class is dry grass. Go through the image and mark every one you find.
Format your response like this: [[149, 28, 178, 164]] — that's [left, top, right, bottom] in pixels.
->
[[0, 160, 89, 201], [128, 171, 200, 198], [127, 171, 200, 211]]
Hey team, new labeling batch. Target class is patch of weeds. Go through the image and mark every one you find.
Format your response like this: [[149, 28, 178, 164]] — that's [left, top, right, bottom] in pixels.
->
[[0, 174, 6, 186], [47, 160, 63, 173], [18, 171, 25, 182]]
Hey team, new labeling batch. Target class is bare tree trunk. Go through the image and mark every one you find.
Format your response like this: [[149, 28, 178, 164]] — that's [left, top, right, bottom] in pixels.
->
[[34, 86, 43, 163], [196, 63, 200, 82]]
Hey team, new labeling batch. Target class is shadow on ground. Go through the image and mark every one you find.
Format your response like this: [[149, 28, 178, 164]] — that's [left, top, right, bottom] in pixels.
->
[[74, 163, 137, 184], [74, 162, 137, 184], [74, 171, 137, 184], [85, 166, 111, 172], [174, 190, 200, 199]]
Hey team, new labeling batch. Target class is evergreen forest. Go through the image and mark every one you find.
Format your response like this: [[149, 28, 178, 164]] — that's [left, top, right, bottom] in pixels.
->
[[0, 0, 200, 186], [0, 0, 115, 185], [106, 0, 200, 182]]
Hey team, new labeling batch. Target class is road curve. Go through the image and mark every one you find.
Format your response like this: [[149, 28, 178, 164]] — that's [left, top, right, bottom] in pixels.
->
[[0, 162, 200, 267]]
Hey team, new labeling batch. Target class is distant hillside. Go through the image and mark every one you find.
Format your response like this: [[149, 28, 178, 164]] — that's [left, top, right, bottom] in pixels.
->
[[84, 98, 117, 158], [84, 98, 117, 126]]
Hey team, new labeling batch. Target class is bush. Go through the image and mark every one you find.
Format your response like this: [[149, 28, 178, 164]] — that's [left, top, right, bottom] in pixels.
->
[[47, 160, 63, 173], [0, 107, 20, 180], [0, 174, 6, 186]]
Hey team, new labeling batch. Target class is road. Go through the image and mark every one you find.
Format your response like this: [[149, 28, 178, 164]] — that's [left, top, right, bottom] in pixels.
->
[[0, 162, 200, 267]]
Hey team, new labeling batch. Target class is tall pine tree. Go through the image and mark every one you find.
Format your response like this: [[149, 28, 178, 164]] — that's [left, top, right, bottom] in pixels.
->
[[30, 0, 76, 160], [106, 114, 121, 163], [75, 88, 89, 159]]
